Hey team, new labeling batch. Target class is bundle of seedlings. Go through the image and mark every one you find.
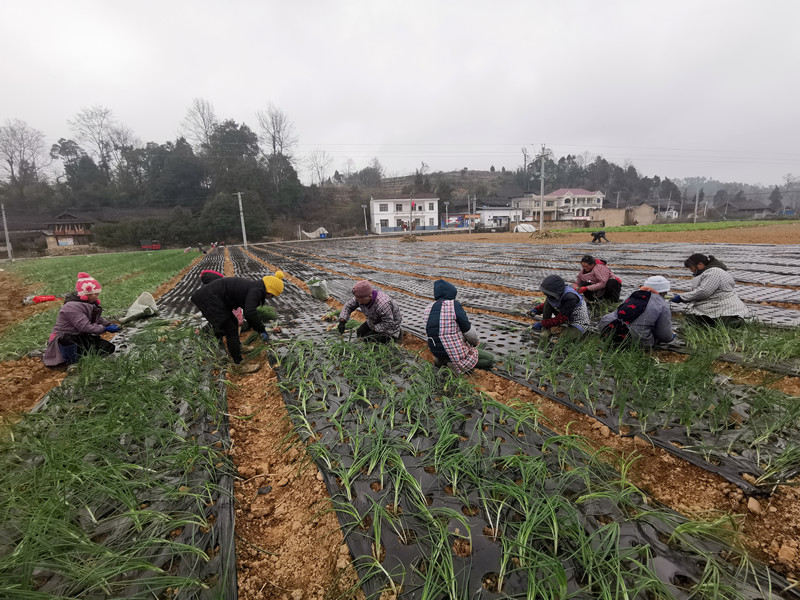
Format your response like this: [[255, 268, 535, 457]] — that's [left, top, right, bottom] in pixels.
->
[[0, 321, 236, 599], [269, 337, 798, 600]]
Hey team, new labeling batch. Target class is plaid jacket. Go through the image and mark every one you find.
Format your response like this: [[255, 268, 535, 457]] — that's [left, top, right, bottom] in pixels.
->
[[340, 290, 403, 338], [425, 298, 479, 373], [680, 267, 749, 319]]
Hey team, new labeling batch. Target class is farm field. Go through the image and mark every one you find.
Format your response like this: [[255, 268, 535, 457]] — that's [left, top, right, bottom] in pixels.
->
[[0, 224, 799, 599]]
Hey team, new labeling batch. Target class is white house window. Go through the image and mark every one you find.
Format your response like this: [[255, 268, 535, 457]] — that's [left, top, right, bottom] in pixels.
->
[[414, 218, 420, 225], [396, 219, 403, 227], [596, 198, 602, 203], [546, 201, 554, 207], [563, 198, 570, 204], [428, 218, 434, 226], [395, 203, 403, 211], [428, 202, 434, 211], [417, 205, 423, 211], [380, 219, 389, 227], [379, 203, 388, 212]]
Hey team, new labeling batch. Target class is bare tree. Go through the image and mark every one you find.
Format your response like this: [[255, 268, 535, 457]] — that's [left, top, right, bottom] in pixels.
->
[[308, 150, 334, 186], [0, 119, 51, 186], [68, 106, 136, 177], [256, 103, 298, 158], [180, 98, 218, 149], [342, 158, 356, 181]]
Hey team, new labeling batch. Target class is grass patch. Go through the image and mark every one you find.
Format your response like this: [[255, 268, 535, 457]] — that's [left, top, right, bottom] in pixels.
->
[[0, 250, 196, 359]]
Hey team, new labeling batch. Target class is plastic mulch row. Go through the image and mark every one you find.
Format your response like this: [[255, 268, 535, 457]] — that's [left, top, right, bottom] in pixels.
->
[[269, 335, 800, 600], [11, 326, 237, 599]]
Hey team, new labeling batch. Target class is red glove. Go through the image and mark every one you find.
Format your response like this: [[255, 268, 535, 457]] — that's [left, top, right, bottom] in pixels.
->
[[578, 287, 588, 294]]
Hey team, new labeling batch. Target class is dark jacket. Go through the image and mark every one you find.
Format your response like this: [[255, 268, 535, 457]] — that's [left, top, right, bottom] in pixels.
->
[[191, 277, 267, 333], [599, 290, 674, 347], [43, 292, 112, 366]]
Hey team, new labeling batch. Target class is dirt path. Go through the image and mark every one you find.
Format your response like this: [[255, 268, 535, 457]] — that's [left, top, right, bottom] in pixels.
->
[[418, 220, 800, 245]]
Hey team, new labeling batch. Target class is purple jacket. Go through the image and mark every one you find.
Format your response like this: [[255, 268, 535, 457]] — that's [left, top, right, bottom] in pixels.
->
[[43, 293, 112, 366]]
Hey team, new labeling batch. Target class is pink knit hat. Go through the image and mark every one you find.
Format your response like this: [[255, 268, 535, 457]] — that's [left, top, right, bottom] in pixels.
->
[[352, 280, 373, 296], [76, 272, 102, 297]]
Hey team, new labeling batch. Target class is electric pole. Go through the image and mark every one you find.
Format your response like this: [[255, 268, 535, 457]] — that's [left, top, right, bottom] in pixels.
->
[[235, 192, 248, 247], [616, 191, 620, 209], [538, 145, 546, 232], [1, 204, 12, 261], [521, 147, 529, 192], [693, 191, 699, 224]]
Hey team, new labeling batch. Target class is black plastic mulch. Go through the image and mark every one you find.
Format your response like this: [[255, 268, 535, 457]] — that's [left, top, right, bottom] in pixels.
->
[[269, 332, 800, 600]]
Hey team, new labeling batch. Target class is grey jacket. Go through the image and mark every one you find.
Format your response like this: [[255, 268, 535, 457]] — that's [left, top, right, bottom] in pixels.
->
[[599, 292, 674, 347]]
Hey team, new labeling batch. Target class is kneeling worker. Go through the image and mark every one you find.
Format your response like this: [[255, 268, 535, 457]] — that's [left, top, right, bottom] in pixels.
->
[[425, 279, 495, 373], [532, 275, 590, 340], [599, 276, 676, 347], [43, 272, 120, 369], [337, 280, 403, 343], [191, 271, 285, 374]]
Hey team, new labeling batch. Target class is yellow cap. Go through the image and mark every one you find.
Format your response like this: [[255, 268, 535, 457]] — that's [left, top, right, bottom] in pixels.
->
[[263, 270, 285, 296]]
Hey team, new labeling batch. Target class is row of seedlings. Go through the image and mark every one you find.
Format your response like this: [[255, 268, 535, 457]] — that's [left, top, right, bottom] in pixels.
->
[[0, 320, 237, 599], [500, 332, 800, 493], [269, 336, 799, 599]]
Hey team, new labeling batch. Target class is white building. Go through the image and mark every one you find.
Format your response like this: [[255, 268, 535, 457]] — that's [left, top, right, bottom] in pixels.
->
[[511, 188, 605, 221], [369, 194, 439, 234], [478, 207, 523, 228]]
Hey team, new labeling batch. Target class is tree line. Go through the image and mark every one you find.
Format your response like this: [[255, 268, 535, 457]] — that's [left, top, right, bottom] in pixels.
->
[[0, 102, 791, 248]]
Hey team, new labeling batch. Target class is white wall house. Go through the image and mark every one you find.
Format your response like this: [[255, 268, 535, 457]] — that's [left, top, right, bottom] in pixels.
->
[[478, 207, 523, 227], [511, 188, 605, 221], [369, 195, 439, 233]]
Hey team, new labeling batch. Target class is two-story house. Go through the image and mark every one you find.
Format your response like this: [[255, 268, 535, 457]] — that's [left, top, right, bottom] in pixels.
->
[[511, 188, 605, 221], [368, 194, 439, 234]]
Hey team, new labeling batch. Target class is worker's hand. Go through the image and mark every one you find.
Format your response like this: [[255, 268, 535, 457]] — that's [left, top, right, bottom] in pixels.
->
[[105, 324, 121, 333], [260, 331, 270, 343], [670, 295, 682, 304], [578, 287, 588, 294], [532, 321, 544, 331], [337, 321, 346, 335]]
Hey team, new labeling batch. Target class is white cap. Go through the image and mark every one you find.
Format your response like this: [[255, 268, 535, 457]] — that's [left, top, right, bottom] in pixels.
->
[[643, 276, 671, 293]]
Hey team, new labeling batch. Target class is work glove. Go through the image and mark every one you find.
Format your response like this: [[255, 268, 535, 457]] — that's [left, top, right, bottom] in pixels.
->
[[577, 287, 588, 294], [532, 321, 544, 331], [670, 295, 682, 304], [105, 324, 121, 333], [337, 321, 346, 335], [260, 331, 270, 343]]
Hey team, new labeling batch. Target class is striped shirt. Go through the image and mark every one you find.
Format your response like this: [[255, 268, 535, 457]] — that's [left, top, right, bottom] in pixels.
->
[[679, 267, 749, 319]]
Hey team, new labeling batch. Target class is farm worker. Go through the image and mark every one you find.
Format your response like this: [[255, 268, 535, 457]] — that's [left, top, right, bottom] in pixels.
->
[[532, 275, 590, 340], [191, 271, 285, 374], [424, 279, 495, 373], [590, 230, 610, 243], [574, 255, 622, 302], [670, 254, 749, 327], [337, 280, 403, 343], [199, 269, 244, 329], [598, 276, 676, 347], [42, 272, 119, 369]]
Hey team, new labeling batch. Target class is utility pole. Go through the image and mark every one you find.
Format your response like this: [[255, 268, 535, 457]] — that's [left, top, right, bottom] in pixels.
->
[[693, 191, 699, 224], [235, 192, 248, 247], [361, 204, 369, 235], [616, 191, 620, 209], [538, 145, 546, 232], [444, 201, 449, 229], [1, 204, 12, 261], [521, 147, 529, 192]]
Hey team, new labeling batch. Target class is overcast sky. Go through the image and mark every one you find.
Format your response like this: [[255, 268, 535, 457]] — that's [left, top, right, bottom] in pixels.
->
[[2, 1, 798, 187]]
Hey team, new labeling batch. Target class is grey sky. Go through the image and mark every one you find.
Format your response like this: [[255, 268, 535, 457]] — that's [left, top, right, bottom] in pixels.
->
[[2, 1, 798, 187]]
